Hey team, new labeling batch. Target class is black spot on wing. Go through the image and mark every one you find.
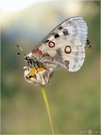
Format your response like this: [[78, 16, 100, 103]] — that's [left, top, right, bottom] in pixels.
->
[[45, 40, 49, 43], [63, 29, 69, 36], [54, 33, 59, 38], [58, 26, 63, 30]]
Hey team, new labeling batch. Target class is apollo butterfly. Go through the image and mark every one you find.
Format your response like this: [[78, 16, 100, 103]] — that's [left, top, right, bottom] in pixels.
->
[[17, 16, 91, 85]]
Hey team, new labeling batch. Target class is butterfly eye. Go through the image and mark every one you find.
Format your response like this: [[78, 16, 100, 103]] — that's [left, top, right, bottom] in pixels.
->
[[24, 56, 29, 60]]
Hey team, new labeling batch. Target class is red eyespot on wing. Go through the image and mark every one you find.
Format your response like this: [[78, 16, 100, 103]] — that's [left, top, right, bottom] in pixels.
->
[[48, 41, 55, 48], [32, 49, 42, 55], [64, 46, 72, 54], [43, 53, 50, 57]]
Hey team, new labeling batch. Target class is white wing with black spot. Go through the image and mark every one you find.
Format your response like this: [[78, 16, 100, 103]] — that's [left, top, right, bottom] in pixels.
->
[[33, 16, 88, 72]]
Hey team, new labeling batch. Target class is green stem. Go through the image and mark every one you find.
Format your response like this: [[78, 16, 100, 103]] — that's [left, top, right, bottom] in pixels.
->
[[40, 84, 55, 135]]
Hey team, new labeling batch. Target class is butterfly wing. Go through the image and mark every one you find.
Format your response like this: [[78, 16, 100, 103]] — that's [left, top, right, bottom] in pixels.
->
[[32, 16, 88, 72]]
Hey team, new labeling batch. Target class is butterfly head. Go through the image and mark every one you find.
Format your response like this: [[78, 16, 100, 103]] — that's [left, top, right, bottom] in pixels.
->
[[16, 45, 54, 85], [16, 45, 35, 66], [24, 52, 35, 64]]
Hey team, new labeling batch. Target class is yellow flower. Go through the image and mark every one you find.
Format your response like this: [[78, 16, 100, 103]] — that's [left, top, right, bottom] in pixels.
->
[[24, 66, 54, 86]]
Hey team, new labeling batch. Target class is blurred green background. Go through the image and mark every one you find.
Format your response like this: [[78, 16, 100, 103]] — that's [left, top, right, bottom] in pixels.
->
[[1, 0, 100, 134]]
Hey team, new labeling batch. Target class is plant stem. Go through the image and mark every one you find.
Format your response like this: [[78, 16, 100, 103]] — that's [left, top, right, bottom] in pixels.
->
[[40, 84, 55, 135]]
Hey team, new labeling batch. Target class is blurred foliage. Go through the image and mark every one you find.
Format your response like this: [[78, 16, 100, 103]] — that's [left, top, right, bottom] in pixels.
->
[[1, 1, 100, 134]]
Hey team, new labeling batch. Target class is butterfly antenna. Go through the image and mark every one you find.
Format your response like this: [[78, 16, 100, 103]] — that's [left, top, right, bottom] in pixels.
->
[[16, 44, 26, 56]]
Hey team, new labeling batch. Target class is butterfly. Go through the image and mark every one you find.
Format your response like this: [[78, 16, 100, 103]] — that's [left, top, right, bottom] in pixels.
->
[[17, 16, 90, 85]]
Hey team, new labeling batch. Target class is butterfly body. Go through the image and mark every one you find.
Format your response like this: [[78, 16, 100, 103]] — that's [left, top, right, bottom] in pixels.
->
[[23, 16, 89, 85]]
